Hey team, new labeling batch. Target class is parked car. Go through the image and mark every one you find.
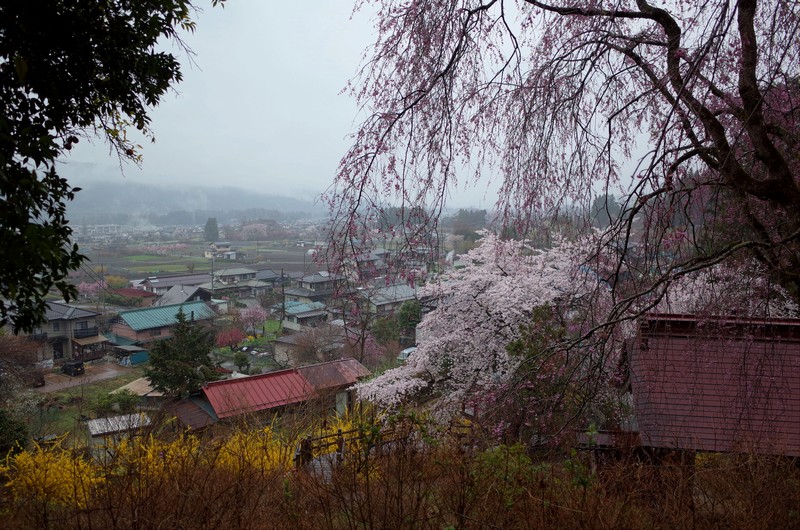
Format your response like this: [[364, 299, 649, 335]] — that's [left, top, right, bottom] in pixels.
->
[[62, 360, 85, 376], [397, 346, 417, 363]]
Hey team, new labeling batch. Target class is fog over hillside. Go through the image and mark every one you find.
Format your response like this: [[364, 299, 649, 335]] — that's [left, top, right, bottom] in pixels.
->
[[67, 180, 325, 226]]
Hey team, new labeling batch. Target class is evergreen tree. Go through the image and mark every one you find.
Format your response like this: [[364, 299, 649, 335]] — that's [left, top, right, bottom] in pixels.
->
[[145, 308, 218, 398], [397, 300, 422, 336], [204, 217, 219, 242]]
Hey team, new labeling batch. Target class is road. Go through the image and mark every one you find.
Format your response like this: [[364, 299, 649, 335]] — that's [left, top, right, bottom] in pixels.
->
[[36, 361, 136, 393]]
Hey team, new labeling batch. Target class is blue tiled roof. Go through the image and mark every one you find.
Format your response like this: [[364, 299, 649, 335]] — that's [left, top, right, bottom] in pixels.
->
[[119, 301, 216, 331]]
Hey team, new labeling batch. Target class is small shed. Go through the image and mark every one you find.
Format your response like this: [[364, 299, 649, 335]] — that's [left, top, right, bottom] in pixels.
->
[[630, 314, 800, 457], [115, 345, 149, 366], [86, 413, 151, 461]]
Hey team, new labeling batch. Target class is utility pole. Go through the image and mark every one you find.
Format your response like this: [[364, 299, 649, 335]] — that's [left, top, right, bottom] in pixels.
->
[[280, 268, 285, 331], [210, 256, 215, 295]]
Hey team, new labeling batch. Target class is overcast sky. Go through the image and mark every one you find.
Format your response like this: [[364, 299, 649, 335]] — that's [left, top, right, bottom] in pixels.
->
[[60, 3, 496, 210]]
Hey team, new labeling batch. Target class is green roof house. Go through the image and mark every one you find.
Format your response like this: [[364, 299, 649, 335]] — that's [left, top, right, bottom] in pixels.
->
[[111, 301, 216, 344]]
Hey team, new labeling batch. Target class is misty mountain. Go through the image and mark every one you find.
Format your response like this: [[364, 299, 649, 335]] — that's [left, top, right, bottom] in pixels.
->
[[67, 180, 324, 225]]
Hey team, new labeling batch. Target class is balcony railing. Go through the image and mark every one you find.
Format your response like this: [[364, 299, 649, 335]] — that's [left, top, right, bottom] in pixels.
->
[[73, 326, 99, 339]]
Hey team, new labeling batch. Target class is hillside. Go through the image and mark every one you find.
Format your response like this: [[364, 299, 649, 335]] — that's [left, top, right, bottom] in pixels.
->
[[67, 180, 324, 225]]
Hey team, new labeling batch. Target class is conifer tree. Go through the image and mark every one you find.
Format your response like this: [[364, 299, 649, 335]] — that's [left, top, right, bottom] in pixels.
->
[[145, 308, 218, 398]]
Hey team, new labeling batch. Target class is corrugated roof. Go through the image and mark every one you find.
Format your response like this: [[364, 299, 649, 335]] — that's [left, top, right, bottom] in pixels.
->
[[202, 358, 370, 419], [118, 301, 216, 331], [72, 335, 109, 346], [87, 413, 151, 437], [631, 313, 800, 457], [203, 369, 313, 418]]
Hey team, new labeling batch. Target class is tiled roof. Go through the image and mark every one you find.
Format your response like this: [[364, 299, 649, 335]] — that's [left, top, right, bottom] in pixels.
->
[[216, 267, 256, 276], [301, 272, 345, 283], [255, 269, 280, 281], [284, 301, 327, 316], [156, 285, 203, 307], [366, 283, 417, 306], [118, 301, 216, 331], [45, 302, 99, 321]]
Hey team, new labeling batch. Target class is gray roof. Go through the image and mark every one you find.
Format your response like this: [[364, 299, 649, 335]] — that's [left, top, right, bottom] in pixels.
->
[[156, 285, 204, 307], [255, 268, 280, 281], [215, 267, 256, 277], [45, 302, 99, 321], [87, 413, 151, 437], [143, 273, 211, 289], [284, 301, 327, 316], [301, 272, 346, 283], [366, 284, 417, 306]]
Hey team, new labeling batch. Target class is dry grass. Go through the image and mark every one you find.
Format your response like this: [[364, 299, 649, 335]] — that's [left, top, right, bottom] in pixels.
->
[[1, 420, 798, 530]]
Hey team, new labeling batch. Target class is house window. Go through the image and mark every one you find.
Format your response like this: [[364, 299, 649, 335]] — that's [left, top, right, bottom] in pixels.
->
[[149, 329, 162, 337], [76, 321, 88, 330], [52, 322, 60, 331]]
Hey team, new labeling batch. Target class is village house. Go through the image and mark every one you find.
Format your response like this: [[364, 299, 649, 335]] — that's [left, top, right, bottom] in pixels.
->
[[199, 358, 371, 422], [279, 301, 329, 332], [204, 241, 237, 260], [155, 284, 213, 307], [341, 250, 391, 282], [5, 302, 109, 363], [110, 301, 217, 345], [361, 282, 417, 321], [273, 325, 347, 366], [284, 271, 347, 305], [197, 267, 271, 297], [138, 272, 212, 296]]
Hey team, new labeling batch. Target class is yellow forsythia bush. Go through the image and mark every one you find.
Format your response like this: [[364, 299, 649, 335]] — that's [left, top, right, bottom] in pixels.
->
[[1, 443, 104, 509], [215, 426, 292, 474]]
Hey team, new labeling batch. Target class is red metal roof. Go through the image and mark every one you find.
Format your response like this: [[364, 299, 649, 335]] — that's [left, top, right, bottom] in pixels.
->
[[203, 369, 313, 419], [201, 358, 371, 419], [631, 313, 800, 456]]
